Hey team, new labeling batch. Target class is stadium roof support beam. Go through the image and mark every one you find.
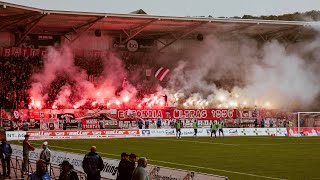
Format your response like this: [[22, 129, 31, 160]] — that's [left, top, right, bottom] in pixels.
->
[[65, 16, 104, 36], [15, 14, 47, 47], [121, 19, 157, 44], [0, 12, 38, 24], [69, 16, 104, 43], [255, 27, 298, 42], [0, 12, 39, 31], [158, 22, 207, 52]]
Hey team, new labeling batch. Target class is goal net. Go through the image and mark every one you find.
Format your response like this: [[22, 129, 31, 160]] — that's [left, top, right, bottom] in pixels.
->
[[289, 112, 320, 137]]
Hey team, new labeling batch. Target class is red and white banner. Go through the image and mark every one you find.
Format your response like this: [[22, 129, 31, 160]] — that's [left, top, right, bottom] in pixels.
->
[[238, 109, 258, 119], [0, 47, 47, 57], [81, 119, 100, 130], [3, 108, 295, 121], [116, 109, 237, 120], [6, 109, 236, 120], [0, 47, 110, 58], [286, 127, 320, 137]]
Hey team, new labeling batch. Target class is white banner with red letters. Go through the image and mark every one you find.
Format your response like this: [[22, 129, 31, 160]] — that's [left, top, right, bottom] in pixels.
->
[[6, 128, 319, 141]]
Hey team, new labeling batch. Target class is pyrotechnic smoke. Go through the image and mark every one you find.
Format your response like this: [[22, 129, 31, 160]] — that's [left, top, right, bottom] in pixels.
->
[[28, 29, 320, 110], [159, 34, 320, 110]]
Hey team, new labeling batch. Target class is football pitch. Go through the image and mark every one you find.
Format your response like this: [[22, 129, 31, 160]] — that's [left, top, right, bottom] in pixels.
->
[[24, 136, 320, 180]]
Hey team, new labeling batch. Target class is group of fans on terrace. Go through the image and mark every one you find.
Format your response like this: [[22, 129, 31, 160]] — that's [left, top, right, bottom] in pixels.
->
[[0, 56, 41, 109], [0, 52, 157, 110]]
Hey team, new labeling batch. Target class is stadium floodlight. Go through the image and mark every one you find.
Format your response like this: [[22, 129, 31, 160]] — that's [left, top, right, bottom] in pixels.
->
[[296, 112, 320, 137]]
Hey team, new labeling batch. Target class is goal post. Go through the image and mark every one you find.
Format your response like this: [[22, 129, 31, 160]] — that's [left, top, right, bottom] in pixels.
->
[[296, 112, 320, 137]]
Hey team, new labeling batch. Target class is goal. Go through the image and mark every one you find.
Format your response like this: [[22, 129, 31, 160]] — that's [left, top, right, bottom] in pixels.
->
[[294, 112, 320, 136]]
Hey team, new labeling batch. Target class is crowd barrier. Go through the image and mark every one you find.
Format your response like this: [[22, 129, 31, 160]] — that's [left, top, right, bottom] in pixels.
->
[[0, 153, 88, 180], [11, 144, 227, 180], [6, 127, 320, 141]]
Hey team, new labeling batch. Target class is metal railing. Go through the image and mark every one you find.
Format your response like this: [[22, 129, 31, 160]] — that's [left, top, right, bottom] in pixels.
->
[[0, 155, 88, 180]]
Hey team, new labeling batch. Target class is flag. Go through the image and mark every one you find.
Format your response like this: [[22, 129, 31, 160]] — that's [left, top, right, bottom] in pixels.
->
[[155, 67, 170, 81], [88, 75, 94, 83]]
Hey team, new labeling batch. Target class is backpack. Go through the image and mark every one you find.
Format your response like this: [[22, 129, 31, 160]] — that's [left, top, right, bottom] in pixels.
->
[[82, 155, 99, 175]]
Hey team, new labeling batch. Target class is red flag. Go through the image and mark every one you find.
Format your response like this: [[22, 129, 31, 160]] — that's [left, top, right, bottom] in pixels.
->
[[155, 67, 170, 81]]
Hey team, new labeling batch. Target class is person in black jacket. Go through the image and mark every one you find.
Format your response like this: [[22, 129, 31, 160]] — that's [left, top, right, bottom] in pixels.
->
[[82, 146, 104, 180], [128, 153, 137, 179], [116, 152, 129, 180], [0, 139, 12, 177], [59, 160, 79, 180]]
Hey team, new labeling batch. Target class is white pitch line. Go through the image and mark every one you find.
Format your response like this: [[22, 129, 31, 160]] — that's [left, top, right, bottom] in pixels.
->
[[146, 138, 320, 146], [147, 138, 239, 146], [33, 142, 286, 180], [149, 159, 286, 180]]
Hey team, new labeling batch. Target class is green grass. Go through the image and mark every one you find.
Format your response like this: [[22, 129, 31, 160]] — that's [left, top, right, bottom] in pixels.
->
[[16, 136, 320, 180]]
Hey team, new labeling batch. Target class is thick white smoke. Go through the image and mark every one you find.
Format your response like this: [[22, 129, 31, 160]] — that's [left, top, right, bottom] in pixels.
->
[[161, 34, 320, 110]]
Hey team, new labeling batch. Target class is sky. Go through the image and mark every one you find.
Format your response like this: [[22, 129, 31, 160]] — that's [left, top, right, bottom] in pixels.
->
[[2, 0, 320, 17]]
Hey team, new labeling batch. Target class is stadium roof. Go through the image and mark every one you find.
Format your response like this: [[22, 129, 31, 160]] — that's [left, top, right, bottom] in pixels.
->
[[0, 1, 317, 47]]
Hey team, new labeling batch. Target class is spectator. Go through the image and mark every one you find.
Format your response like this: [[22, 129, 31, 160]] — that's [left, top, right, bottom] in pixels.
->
[[261, 119, 265, 128], [63, 120, 67, 130], [156, 118, 161, 129], [40, 142, 51, 168], [269, 119, 274, 127], [99, 119, 104, 129], [59, 160, 79, 180], [0, 138, 12, 177], [9, 120, 14, 131], [77, 121, 81, 129], [131, 157, 149, 180], [283, 119, 287, 127], [116, 152, 129, 180], [82, 146, 104, 180], [254, 119, 258, 128], [22, 134, 34, 175], [138, 119, 144, 129], [128, 153, 137, 178], [30, 160, 50, 180], [23, 121, 29, 131], [145, 119, 149, 129]]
